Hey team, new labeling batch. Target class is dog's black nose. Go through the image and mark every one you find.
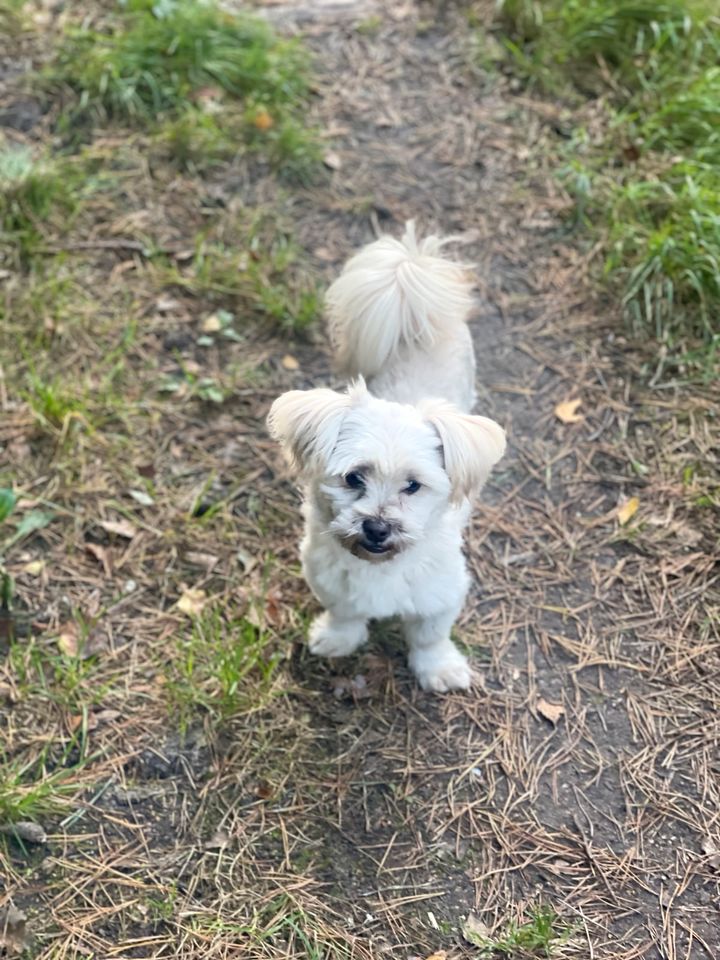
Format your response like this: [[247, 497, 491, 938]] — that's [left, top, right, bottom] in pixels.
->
[[362, 518, 391, 544]]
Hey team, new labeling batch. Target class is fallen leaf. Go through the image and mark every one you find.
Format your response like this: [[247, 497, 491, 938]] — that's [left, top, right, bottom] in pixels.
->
[[84, 625, 110, 658], [462, 912, 490, 945], [281, 354, 299, 370], [253, 108, 274, 130], [554, 397, 583, 424], [536, 697, 564, 725], [57, 623, 79, 657], [313, 246, 335, 262], [22, 559, 45, 576], [265, 586, 283, 626], [0, 821, 47, 844], [424, 952, 447, 960], [0, 904, 28, 955], [85, 542, 113, 578], [185, 551, 219, 571], [0, 488, 16, 523], [617, 496, 640, 526], [98, 519, 137, 540], [236, 547, 257, 574], [94, 708, 122, 724], [129, 489, 154, 507], [177, 588, 207, 618], [204, 829, 230, 849], [701, 836, 720, 869], [202, 313, 223, 333], [333, 674, 372, 700], [155, 295, 181, 313], [5, 510, 54, 551], [323, 150, 342, 170]]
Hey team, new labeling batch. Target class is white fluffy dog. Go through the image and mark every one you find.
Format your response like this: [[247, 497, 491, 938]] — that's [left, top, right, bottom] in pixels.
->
[[267, 222, 506, 692]]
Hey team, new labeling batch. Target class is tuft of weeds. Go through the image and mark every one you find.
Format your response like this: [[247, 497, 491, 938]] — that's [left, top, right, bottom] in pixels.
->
[[49, 0, 321, 179], [0, 761, 74, 825], [188, 895, 354, 959], [0, 145, 77, 258], [158, 216, 321, 333], [164, 605, 281, 730], [493, 0, 720, 371], [466, 906, 571, 958]]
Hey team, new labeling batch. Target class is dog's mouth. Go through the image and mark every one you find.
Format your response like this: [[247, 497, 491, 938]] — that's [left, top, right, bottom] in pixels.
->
[[346, 536, 399, 562]]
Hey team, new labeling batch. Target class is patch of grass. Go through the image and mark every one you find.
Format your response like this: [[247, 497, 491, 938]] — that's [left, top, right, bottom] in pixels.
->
[[0, 145, 78, 257], [49, 0, 320, 179], [23, 373, 89, 431], [188, 896, 354, 959], [467, 906, 571, 958], [158, 217, 321, 333], [0, 755, 82, 825], [164, 605, 281, 729], [493, 0, 720, 370]]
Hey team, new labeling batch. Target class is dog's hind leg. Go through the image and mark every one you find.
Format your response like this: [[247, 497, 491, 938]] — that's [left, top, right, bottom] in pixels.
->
[[404, 610, 473, 692], [308, 610, 368, 658]]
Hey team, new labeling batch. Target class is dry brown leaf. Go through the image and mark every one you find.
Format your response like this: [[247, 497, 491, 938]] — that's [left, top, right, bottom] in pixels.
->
[[424, 952, 448, 960], [0, 904, 28, 955], [322, 150, 342, 170], [281, 354, 299, 370], [85, 542, 113, 577], [202, 313, 222, 333], [536, 697, 565, 725], [177, 588, 207, 618], [617, 496, 640, 526], [332, 674, 372, 700], [462, 912, 490, 944], [253, 108, 274, 130], [57, 623, 79, 657], [554, 397, 583, 424], [99, 518, 137, 540], [185, 551, 219, 571], [701, 836, 720, 869]]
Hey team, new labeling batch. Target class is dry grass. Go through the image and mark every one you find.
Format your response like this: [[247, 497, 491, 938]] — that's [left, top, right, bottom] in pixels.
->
[[0, 1, 718, 958]]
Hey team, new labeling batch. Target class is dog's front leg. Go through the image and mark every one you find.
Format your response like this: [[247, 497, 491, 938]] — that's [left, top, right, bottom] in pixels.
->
[[308, 610, 368, 658], [404, 610, 473, 692]]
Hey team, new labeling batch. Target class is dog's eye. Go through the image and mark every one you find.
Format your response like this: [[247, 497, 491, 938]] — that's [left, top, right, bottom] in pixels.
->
[[344, 472, 365, 490], [403, 479, 422, 495]]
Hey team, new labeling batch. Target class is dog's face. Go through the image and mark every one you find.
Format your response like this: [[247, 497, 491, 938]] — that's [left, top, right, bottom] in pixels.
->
[[318, 402, 452, 561], [268, 382, 505, 563]]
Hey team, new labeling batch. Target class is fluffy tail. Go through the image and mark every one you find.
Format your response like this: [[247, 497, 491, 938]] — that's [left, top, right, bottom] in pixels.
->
[[326, 220, 475, 378]]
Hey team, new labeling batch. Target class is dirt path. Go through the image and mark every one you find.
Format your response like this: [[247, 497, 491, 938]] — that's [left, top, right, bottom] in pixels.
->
[[2, 3, 719, 958]]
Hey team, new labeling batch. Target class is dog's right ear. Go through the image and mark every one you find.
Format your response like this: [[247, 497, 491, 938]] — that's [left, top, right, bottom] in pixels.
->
[[267, 385, 360, 473]]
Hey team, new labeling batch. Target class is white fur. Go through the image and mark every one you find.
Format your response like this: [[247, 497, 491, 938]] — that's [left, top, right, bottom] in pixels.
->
[[268, 222, 506, 692]]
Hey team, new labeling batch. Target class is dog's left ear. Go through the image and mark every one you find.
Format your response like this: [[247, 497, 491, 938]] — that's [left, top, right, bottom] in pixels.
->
[[268, 382, 365, 473], [420, 399, 506, 502]]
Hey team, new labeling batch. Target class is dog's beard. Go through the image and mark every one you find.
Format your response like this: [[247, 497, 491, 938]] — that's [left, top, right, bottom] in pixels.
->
[[328, 511, 419, 564]]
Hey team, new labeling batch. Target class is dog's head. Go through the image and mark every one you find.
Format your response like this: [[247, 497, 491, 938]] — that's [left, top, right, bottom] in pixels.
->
[[267, 381, 505, 562]]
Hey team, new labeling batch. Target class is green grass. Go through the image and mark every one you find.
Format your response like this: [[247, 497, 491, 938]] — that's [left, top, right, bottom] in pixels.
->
[[0, 755, 84, 825], [494, 0, 720, 371], [49, 0, 321, 179], [466, 906, 571, 958], [188, 896, 353, 959], [0, 145, 78, 257], [164, 605, 281, 729], [157, 216, 321, 333]]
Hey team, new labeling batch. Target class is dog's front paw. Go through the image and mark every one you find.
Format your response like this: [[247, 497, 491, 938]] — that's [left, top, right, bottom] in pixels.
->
[[308, 613, 368, 658], [409, 642, 473, 693]]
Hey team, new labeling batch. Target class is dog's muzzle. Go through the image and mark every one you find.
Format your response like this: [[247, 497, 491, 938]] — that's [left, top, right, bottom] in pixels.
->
[[344, 517, 400, 562]]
